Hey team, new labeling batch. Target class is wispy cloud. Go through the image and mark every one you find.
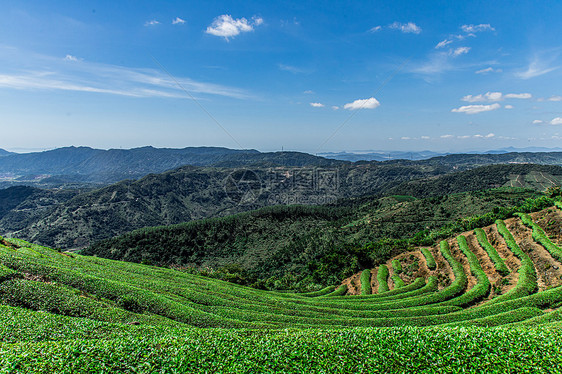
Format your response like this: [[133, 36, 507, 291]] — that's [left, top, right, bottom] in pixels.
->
[[144, 20, 160, 26], [516, 55, 559, 79], [451, 103, 501, 114], [278, 64, 307, 74], [474, 133, 495, 138], [369, 26, 382, 33], [64, 54, 79, 62], [461, 24, 495, 33], [548, 95, 562, 101], [0, 50, 251, 100], [410, 52, 454, 75], [389, 22, 421, 34], [309, 102, 324, 108], [461, 92, 532, 102], [172, 17, 186, 25], [205, 15, 263, 40], [533, 118, 562, 125], [343, 97, 380, 110], [504, 93, 532, 99], [435, 39, 453, 49], [475, 67, 502, 74], [451, 47, 470, 57]]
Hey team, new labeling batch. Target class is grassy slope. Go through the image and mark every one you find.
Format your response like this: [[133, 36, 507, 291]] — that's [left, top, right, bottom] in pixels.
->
[[2, 220, 562, 372]]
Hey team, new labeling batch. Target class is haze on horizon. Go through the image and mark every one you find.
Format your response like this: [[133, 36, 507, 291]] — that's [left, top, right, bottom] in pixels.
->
[[1, 0, 561, 154]]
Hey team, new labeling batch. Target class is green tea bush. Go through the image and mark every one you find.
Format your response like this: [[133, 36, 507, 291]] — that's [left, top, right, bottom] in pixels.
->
[[517, 213, 562, 262], [377, 265, 389, 293], [421, 248, 436, 270], [391, 260, 402, 274], [474, 228, 509, 275], [360, 269, 371, 295], [391, 275, 405, 288]]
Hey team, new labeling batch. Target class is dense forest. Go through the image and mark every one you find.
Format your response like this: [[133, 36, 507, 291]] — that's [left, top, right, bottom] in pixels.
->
[[85, 187, 558, 290]]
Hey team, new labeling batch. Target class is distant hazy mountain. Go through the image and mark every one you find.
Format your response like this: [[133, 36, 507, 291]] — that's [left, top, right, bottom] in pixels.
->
[[319, 151, 445, 162], [0, 146, 343, 187], [320, 147, 562, 162], [0, 149, 14, 157]]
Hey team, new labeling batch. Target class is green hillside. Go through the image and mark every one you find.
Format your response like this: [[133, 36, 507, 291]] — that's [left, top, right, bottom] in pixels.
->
[[2, 162, 560, 251], [84, 187, 542, 289], [2, 201, 562, 371]]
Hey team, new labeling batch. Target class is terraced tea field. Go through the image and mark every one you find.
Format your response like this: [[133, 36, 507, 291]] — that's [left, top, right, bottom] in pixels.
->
[[1, 203, 562, 372]]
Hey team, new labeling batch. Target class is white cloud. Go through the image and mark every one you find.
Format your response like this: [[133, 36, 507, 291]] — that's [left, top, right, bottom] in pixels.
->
[[421, 136, 430, 139], [457, 135, 471, 139], [441, 134, 454, 139], [451, 47, 470, 57], [533, 120, 544, 124], [401, 136, 411, 140], [205, 15, 262, 40], [303, 90, 314, 94], [475, 67, 502, 74], [548, 95, 562, 101], [451, 103, 501, 114], [389, 22, 421, 34], [505, 105, 514, 109], [551, 117, 562, 125], [369, 26, 382, 32], [462, 92, 502, 102], [461, 24, 495, 33], [462, 92, 532, 102], [64, 55, 78, 62], [343, 97, 380, 110], [504, 93, 532, 99], [473, 133, 495, 138], [331, 106, 340, 110], [172, 17, 186, 25], [516, 57, 559, 79], [145, 20, 160, 26], [435, 39, 452, 49], [309, 102, 324, 108]]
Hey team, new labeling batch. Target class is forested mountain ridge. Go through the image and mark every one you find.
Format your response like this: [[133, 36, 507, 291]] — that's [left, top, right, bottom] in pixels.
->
[[2, 163, 562, 250], [1, 146, 562, 189]]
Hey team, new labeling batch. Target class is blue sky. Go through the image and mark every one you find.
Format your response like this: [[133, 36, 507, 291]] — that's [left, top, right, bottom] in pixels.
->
[[1, 0, 562, 153]]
